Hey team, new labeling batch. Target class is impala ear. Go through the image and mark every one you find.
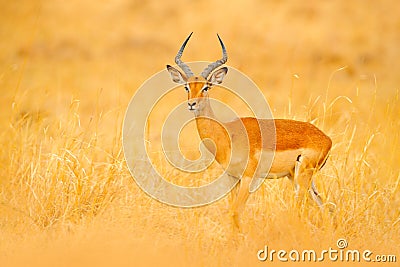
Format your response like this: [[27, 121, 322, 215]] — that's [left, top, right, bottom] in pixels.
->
[[208, 67, 228, 84], [166, 65, 187, 84]]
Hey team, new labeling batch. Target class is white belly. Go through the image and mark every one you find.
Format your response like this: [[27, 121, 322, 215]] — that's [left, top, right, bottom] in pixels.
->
[[223, 148, 303, 191]]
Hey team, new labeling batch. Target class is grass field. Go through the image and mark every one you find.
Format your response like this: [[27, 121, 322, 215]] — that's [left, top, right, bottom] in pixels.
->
[[1, 1, 399, 266]]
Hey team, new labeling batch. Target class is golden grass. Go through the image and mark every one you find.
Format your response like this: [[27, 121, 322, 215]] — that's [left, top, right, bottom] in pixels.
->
[[1, 0, 399, 266]]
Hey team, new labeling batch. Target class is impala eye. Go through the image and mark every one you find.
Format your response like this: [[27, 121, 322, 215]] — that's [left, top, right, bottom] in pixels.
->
[[202, 86, 209, 92]]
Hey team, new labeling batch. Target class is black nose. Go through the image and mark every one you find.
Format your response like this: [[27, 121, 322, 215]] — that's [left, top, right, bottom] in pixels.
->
[[188, 102, 196, 107]]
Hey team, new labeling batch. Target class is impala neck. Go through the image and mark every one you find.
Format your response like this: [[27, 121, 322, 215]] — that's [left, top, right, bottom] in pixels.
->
[[194, 97, 215, 119], [194, 97, 230, 165], [194, 97, 218, 134]]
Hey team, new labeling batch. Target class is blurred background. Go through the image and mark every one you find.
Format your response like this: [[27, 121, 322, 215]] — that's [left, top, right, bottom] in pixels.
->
[[1, 1, 399, 266], [1, 0, 399, 122]]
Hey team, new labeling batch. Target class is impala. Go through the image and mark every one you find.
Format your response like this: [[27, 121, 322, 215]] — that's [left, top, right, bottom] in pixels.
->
[[166, 33, 332, 227]]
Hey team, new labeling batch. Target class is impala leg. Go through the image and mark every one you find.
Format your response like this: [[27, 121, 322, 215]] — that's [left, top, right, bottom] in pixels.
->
[[294, 156, 323, 208], [310, 180, 323, 207], [231, 176, 252, 229], [293, 157, 302, 197]]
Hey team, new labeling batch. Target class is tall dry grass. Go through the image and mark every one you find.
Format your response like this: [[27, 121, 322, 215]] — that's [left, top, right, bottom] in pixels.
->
[[0, 0, 399, 266]]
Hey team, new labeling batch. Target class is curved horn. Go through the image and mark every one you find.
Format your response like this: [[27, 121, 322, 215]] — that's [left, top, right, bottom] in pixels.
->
[[200, 34, 228, 78], [175, 32, 194, 77]]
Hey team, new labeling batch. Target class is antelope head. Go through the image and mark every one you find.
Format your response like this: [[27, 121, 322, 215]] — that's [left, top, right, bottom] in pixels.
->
[[167, 33, 228, 114]]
